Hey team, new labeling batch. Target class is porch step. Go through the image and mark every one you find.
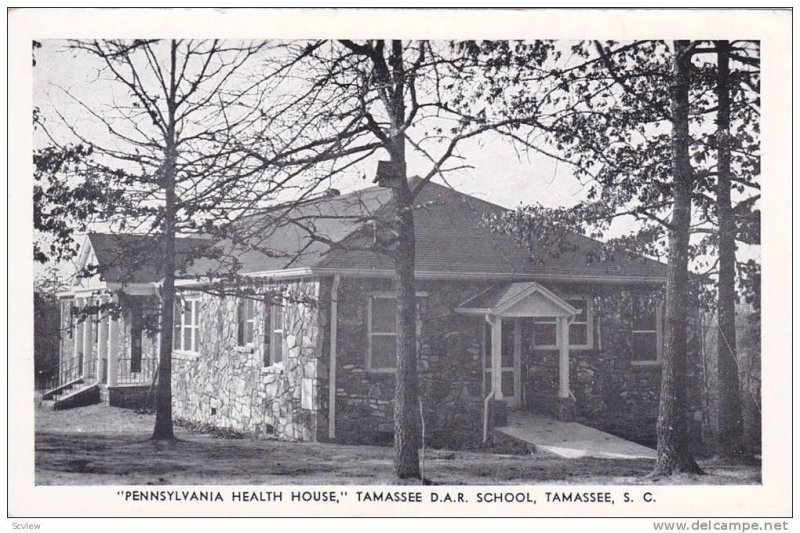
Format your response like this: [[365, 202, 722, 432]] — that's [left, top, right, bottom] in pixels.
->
[[51, 381, 101, 410], [42, 377, 85, 401]]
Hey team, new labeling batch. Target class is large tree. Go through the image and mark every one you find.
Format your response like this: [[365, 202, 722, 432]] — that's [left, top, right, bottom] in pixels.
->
[[459, 39, 759, 473], [34, 39, 267, 440], [234, 40, 554, 479], [654, 39, 703, 474], [711, 39, 761, 458]]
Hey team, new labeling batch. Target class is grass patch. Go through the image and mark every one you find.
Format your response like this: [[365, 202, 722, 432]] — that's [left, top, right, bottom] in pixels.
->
[[35, 402, 761, 486]]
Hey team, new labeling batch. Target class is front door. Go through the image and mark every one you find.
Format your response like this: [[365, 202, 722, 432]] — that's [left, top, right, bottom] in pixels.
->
[[483, 318, 522, 408]]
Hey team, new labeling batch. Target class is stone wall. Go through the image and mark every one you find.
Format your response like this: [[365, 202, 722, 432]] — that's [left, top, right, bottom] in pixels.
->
[[171, 280, 324, 441], [333, 278, 488, 449]]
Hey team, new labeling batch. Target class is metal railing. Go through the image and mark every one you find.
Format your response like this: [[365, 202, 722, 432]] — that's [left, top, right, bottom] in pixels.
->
[[115, 357, 157, 385], [37, 357, 96, 393]]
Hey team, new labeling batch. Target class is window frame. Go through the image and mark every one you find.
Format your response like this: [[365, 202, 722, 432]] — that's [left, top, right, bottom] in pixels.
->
[[366, 291, 427, 373], [530, 316, 559, 350], [630, 300, 663, 365], [173, 294, 201, 356], [528, 295, 594, 350], [564, 295, 594, 350], [237, 297, 258, 348], [267, 302, 286, 367]]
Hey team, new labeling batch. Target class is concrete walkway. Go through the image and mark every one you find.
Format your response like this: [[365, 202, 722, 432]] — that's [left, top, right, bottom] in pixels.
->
[[496, 412, 656, 460]]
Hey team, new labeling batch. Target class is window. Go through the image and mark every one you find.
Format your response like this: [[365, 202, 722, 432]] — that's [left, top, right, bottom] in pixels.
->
[[266, 303, 285, 366], [366, 294, 426, 371], [522, 296, 594, 349], [530, 317, 558, 348], [631, 298, 663, 363], [566, 297, 593, 349], [237, 298, 257, 347], [173, 296, 200, 354]]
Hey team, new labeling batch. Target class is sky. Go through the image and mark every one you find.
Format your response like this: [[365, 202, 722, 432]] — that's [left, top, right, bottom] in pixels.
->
[[33, 39, 591, 214], [33, 38, 759, 283]]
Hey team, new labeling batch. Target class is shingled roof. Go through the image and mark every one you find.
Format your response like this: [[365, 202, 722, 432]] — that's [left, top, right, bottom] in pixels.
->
[[83, 182, 668, 284], [184, 181, 668, 283], [85, 233, 210, 284]]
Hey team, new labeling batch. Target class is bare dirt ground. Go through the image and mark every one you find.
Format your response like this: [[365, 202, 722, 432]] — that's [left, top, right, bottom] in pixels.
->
[[35, 403, 760, 486]]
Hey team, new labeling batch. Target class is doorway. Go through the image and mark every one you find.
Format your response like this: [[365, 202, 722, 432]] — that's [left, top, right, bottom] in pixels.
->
[[483, 318, 522, 408]]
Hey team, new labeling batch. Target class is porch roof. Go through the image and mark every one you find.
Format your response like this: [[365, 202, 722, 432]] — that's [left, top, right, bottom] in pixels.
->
[[454, 281, 578, 318]]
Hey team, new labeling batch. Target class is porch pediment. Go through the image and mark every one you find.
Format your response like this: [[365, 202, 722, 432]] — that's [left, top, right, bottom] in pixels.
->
[[455, 282, 577, 318]]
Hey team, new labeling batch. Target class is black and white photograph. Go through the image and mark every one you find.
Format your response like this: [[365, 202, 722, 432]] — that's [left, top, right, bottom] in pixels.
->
[[9, 6, 792, 522]]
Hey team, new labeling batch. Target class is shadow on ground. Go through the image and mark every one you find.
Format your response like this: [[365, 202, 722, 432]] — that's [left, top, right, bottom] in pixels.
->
[[35, 403, 761, 486]]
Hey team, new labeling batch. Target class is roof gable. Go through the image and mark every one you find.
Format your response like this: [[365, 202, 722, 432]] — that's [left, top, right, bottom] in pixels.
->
[[455, 282, 578, 317], [81, 233, 210, 284]]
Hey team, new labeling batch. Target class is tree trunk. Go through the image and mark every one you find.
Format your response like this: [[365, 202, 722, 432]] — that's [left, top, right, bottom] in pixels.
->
[[152, 41, 179, 441], [392, 179, 421, 479], [715, 40, 744, 458], [389, 40, 421, 480], [653, 40, 703, 475]]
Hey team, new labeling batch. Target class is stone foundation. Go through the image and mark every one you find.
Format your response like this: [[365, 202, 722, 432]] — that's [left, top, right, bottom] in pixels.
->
[[105, 385, 151, 410]]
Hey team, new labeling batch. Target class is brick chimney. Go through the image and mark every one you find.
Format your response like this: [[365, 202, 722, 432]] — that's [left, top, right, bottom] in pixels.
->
[[374, 160, 405, 189]]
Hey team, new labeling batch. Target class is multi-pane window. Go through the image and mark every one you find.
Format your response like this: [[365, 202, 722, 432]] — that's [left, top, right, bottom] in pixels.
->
[[257, 301, 286, 368], [631, 298, 662, 363], [530, 317, 558, 348], [268, 303, 285, 366], [367, 294, 426, 371], [173, 296, 200, 354], [566, 297, 592, 348], [523, 296, 593, 349], [237, 298, 257, 347]]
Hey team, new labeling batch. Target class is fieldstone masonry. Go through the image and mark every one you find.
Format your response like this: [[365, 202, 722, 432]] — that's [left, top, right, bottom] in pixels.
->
[[333, 278, 487, 448], [523, 306, 703, 448], [171, 280, 325, 441], [164, 276, 696, 450]]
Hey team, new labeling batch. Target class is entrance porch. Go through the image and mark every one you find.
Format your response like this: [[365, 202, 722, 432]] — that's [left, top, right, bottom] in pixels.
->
[[456, 282, 580, 440]]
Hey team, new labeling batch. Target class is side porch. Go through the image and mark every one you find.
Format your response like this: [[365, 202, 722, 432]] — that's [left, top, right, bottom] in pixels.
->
[[40, 291, 158, 410]]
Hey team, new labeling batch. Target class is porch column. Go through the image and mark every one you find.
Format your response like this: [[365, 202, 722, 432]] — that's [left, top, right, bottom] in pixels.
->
[[97, 295, 109, 382], [558, 316, 570, 398], [107, 298, 119, 387], [491, 316, 503, 399], [82, 298, 93, 378], [73, 297, 82, 371]]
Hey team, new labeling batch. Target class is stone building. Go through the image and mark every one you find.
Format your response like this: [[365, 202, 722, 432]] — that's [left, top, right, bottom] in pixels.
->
[[49, 181, 676, 447]]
